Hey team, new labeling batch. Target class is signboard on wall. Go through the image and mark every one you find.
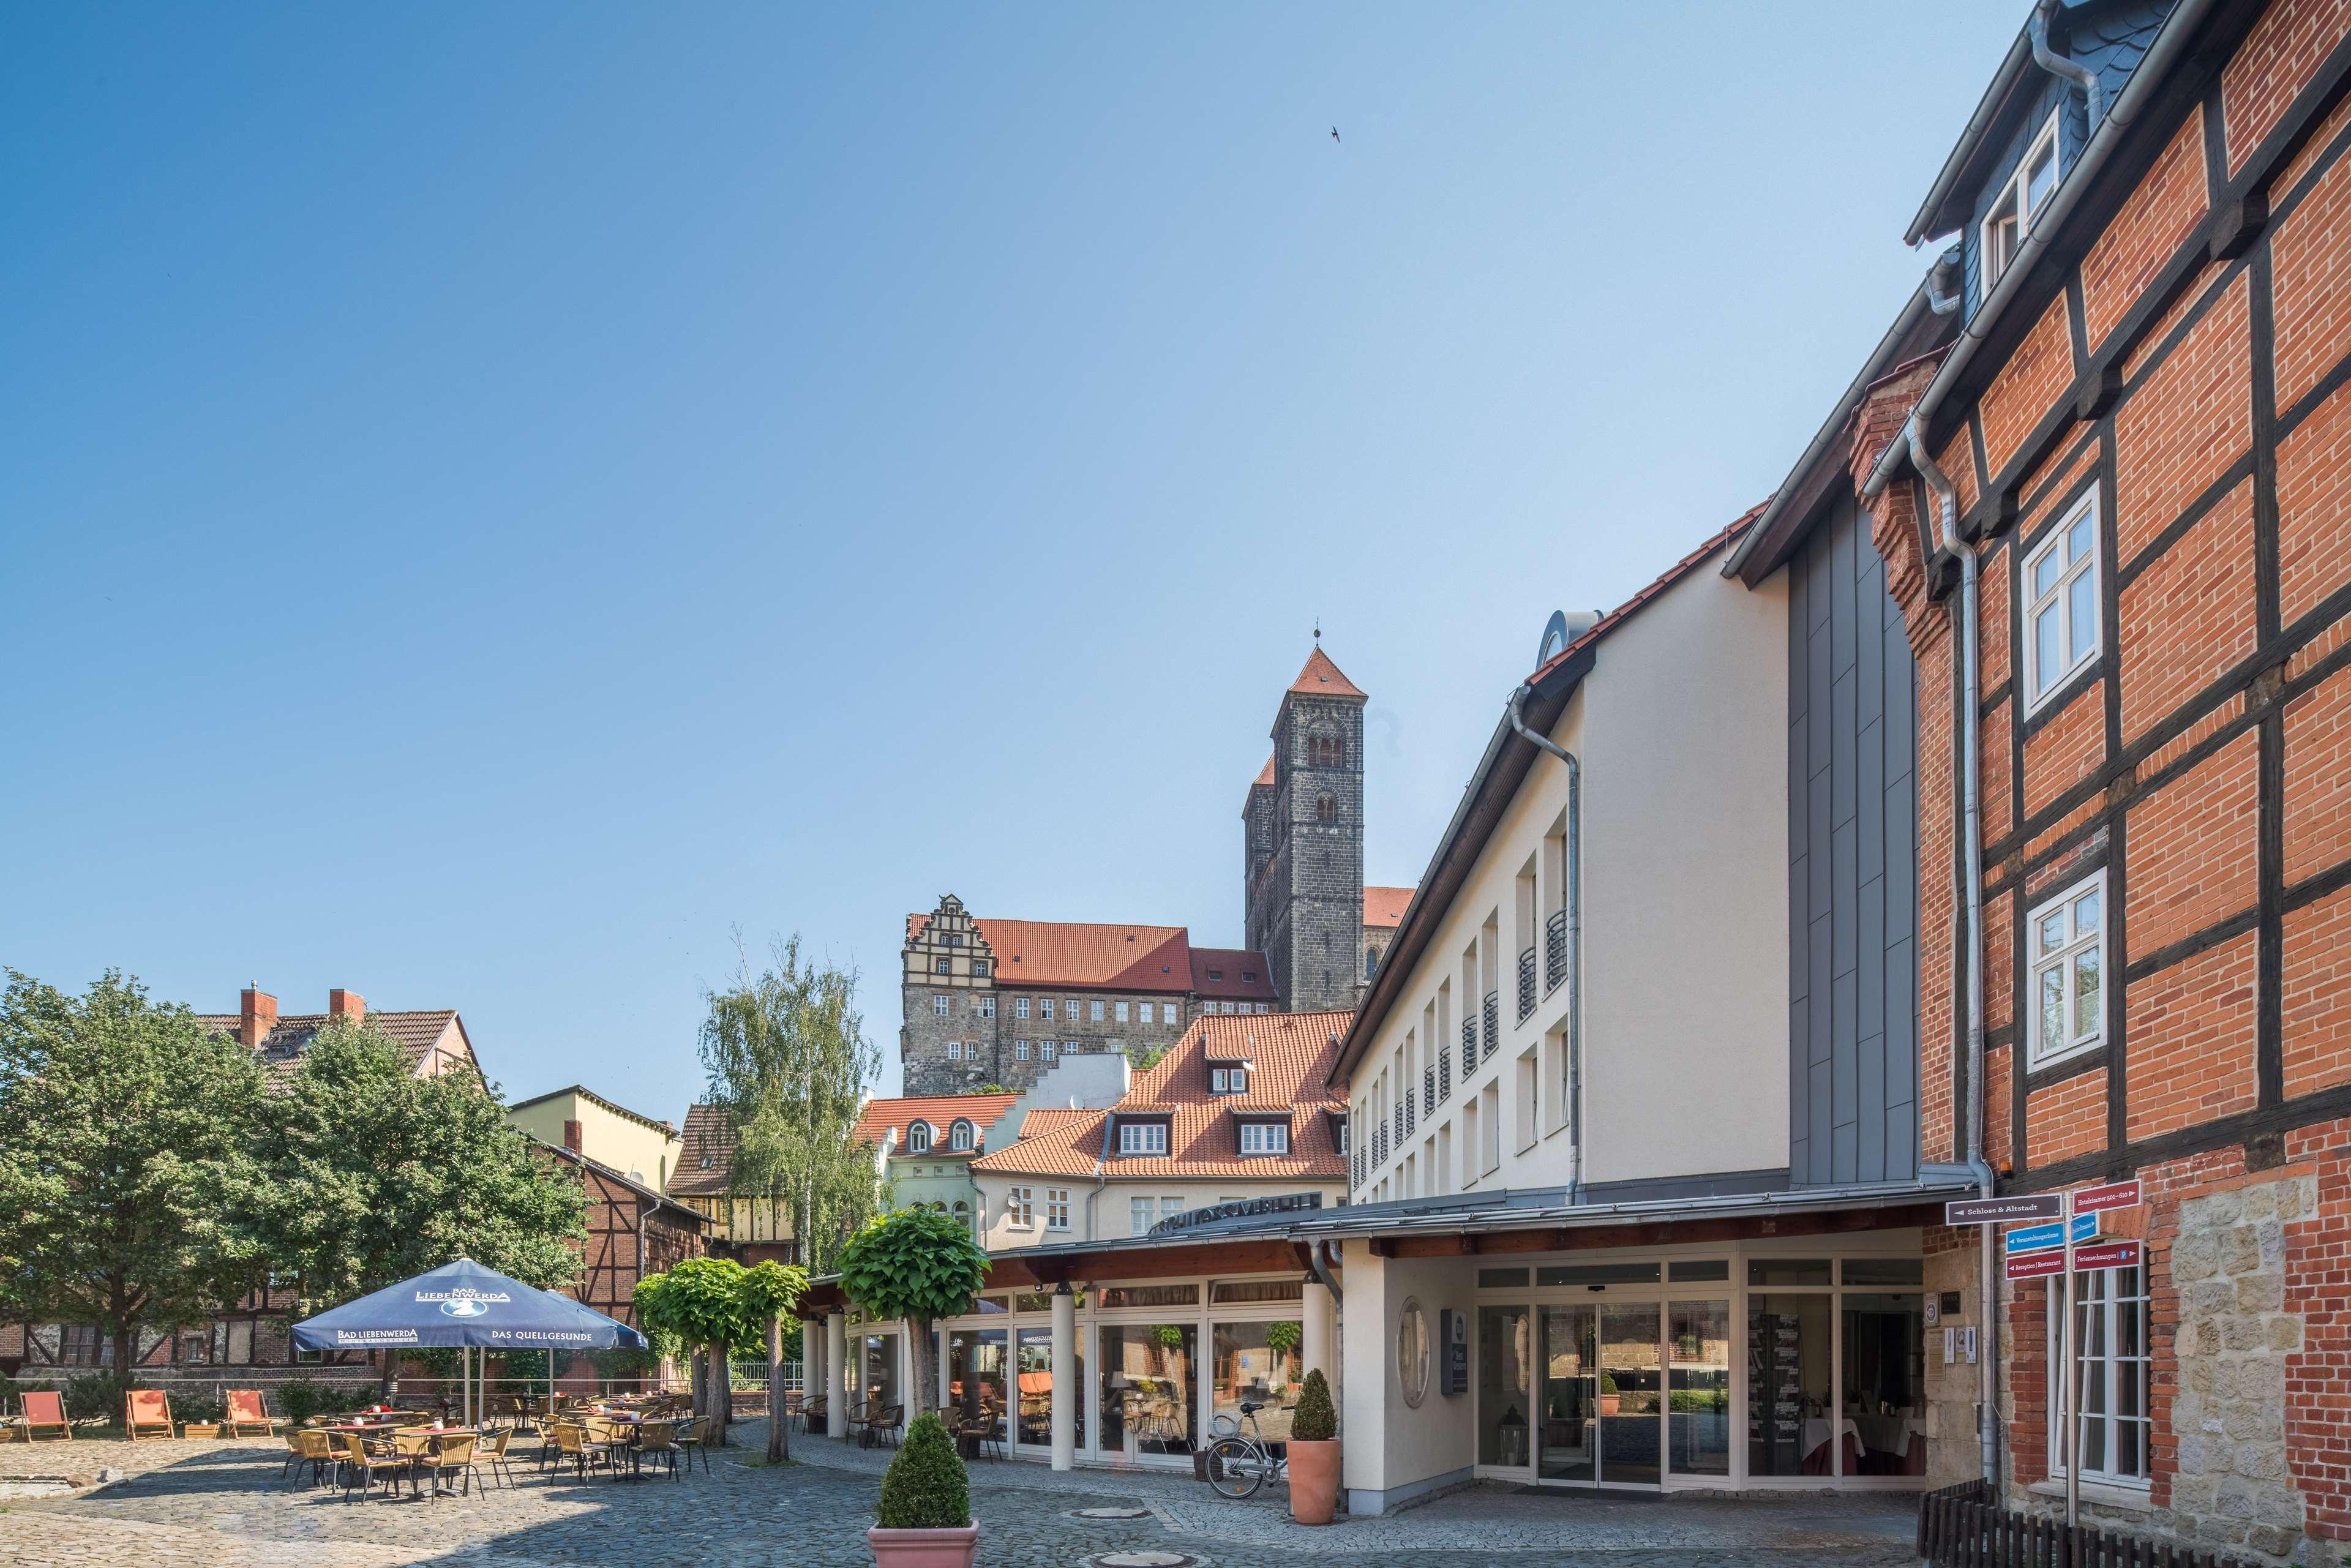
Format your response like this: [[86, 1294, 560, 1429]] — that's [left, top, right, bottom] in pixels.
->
[[1439, 1308, 1468, 1397]]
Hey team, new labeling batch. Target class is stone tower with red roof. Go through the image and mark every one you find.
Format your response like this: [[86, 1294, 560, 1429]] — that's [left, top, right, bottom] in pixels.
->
[[1243, 642, 1369, 1013]]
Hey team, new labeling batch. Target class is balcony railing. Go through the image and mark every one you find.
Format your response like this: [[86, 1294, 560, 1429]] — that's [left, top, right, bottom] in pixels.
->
[[1351, 1146, 1363, 1191], [1461, 1018, 1477, 1080], [1545, 908, 1569, 993], [1439, 1049, 1452, 1103], [1393, 1103, 1404, 1147], [1424, 1066, 1435, 1119], [1517, 946, 1537, 1021], [1482, 991, 1499, 1060]]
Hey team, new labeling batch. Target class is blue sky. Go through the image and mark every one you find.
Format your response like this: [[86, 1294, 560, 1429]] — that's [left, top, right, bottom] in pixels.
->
[[1, 2, 2025, 1117]]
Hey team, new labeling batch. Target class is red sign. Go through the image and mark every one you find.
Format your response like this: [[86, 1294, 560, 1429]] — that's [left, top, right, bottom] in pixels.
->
[[2071, 1241, 2142, 1273], [2004, 1250, 2067, 1281], [2073, 1179, 2142, 1215]]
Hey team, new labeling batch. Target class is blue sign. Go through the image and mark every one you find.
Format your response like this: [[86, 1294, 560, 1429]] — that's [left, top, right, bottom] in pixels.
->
[[2004, 1214, 2099, 1255]]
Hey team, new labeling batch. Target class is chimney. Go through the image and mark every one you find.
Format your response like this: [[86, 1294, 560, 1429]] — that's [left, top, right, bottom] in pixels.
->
[[563, 1119, 583, 1154], [239, 985, 278, 1049], [328, 988, 366, 1026]]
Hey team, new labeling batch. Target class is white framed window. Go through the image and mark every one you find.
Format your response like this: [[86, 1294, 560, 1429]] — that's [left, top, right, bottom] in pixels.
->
[[949, 1119, 973, 1152], [947, 1040, 963, 1062], [1131, 1196, 1156, 1236], [1009, 1187, 1033, 1228], [2050, 1263, 2150, 1484], [1040, 997, 1055, 1020], [934, 958, 950, 975], [1211, 1068, 1228, 1093], [907, 1122, 932, 1154], [973, 959, 990, 977], [932, 995, 950, 1018], [2025, 492, 2102, 711], [1983, 107, 2061, 291], [1160, 1196, 1182, 1220], [1046, 1188, 1070, 1230], [1091, 999, 1105, 1022], [1014, 1040, 1030, 1060], [1041, 1040, 1057, 1061], [978, 996, 996, 1018], [1118, 1121, 1168, 1155], [1335, 1118, 1349, 1155], [1240, 1122, 1289, 1155], [1016, 997, 1030, 1019], [1138, 1001, 1154, 1025], [1114, 1000, 1129, 1024], [2029, 871, 2105, 1067], [1231, 1067, 1247, 1094]]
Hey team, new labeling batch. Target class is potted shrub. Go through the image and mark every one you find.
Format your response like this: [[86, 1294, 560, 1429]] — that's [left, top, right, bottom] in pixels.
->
[[1598, 1373, 1620, 1417], [869, 1411, 978, 1567], [1286, 1368, 1341, 1526]]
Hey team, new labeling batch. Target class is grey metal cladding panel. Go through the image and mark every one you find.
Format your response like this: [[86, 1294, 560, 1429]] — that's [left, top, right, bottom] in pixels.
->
[[1789, 853, 1811, 996], [1886, 934, 1919, 1110], [1856, 1031, 1888, 1183], [1887, 1093, 1918, 1182], [1831, 508, 1859, 679], [1832, 669, 1859, 831], [1885, 767, 1918, 949], [1885, 642, 1917, 787], [1809, 1059, 1834, 1185], [1806, 523, 1835, 632], [1808, 622, 1834, 779], [1832, 969, 1859, 1131], [1832, 1117, 1859, 1182], [1788, 556, 1809, 724], [1858, 719, 1887, 885], [1809, 913, 1834, 1069], [1789, 998, 1811, 1154], [1809, 768, 1833, 917], [1832, 820, 1859, 981], [1857, 560, 1886, 730], [1858, 875, 1887, 1040]]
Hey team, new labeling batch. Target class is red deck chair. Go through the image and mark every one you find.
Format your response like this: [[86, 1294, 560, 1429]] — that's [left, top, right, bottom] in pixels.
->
[[20, 1390, 70, 1441], [124, 1388, 176, 1439], [225, 1390, 281, 1437]]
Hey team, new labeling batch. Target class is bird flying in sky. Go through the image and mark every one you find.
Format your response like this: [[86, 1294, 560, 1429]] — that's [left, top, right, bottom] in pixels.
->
[[1330, 126, 1340, 143]]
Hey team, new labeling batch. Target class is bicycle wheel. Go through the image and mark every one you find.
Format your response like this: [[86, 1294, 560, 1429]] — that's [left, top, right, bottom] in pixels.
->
[[1204, 1436, 1264, 1499]]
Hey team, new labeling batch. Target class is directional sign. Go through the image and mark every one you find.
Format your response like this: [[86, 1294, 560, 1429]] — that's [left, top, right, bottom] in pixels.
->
[[2072, 1179, 2142, 1215], [1946, 1193, 2063, 1226], [2071, 1241, 2142, 1274], [2005, 1250, 2068, 1281], [2005, 1213, 2099, 1255]]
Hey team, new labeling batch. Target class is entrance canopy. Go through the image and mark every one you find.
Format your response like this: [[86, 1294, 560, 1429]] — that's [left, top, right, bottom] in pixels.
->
[[291, 1258, 648, 1354]]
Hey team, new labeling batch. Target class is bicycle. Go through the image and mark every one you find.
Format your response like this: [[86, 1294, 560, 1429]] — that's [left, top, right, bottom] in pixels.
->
[[1202, 1401, 1287, 1500]]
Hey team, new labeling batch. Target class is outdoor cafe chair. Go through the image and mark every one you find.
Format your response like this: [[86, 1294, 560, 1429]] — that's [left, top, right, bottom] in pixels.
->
[[550, 1420, 616, 1481], [868, 1402, 904, 1450], [467, 1428, 519, 1490], [334, 1431, 409, 1503], [124, 1389, 175, 1440], [281, 1428, 334, 1488], [672, 1414, 711, 1475], [797, 1395, 826, 1435], [223, 1390, 281, 1437], [413, 1433, 478, 1502], [632, 1419, 681, 1481], [534, 1418, 578, 1474]]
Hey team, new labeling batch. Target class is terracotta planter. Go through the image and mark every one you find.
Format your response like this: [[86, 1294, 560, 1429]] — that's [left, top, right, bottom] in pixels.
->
[[866, 1525, 979, 1568], [1288, 1437, 1341, 1525], [1599, 1397, 1620, 1416]]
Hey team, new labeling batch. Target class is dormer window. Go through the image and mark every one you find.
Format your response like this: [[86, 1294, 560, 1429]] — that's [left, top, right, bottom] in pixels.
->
[[907, 1122, 932, 1154], [1240, 1122, 1289, 1155], [1207, 969, 1224, 982], [1209, 1066, 1250, 1095], [1982, 108, 2060, 292], [1242, 970, 1257, 983], [1117, 1121, 1168, 1155], [950, 1119, 973, 1152]]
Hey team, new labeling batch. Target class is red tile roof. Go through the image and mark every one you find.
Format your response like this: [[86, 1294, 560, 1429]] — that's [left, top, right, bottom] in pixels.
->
[[196, 1008, 471, 1081], [852, 1094, 1022, 1157], [1289, 646, 1366, 700], [1524, 503, 1769, 688], [1253, 753, 1275, 789], [1363, 885, 1414, 929], [907, 912, 1269, 997], [1188, 948, 1279, 1002], [667, 1103, 742, 1196], [971, 1010, 1351, 1180]]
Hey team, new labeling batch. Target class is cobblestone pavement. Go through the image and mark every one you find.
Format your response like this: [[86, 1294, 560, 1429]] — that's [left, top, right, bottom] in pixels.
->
[[0, 1422, 1921, 1567]]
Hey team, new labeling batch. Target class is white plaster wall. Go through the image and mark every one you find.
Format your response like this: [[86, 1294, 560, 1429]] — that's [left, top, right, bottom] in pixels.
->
[[1348, 561, 1790, 1199], [971, 1172, 1343, 1248], [1337, 1240, 1478, 1510]]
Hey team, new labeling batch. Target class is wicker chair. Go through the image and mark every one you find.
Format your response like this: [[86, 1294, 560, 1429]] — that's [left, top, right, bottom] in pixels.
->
[[672, 1414, 712, 1475], [413, 1433, 478, 1502], [335, 1431, 409, 1502], [634, 1419, 682, 1480]]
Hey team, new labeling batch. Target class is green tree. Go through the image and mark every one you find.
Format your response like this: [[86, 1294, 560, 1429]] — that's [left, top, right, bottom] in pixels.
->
[[636, 1256, 757, 1444], [697, 934, 882, 1277], [239, 1016, 587, 1385], [741, 1259, 809, 1463], [0, 971, 266, 1379], [836, 1206, 989, 1422]]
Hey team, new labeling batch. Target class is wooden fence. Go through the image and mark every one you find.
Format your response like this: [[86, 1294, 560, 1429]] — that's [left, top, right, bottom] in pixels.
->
[[1918, 1480, 2259, 1568]]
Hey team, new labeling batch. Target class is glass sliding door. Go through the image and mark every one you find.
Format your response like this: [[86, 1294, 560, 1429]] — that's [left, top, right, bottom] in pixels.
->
[[1013, 1327, 1082, 1453], [1667, 1301, 1730, 1478], [1537, 1305, 1596, 1482], [945, 1328, 1007, 1449], [1477, 1305, 1532, 1470], [1598, 1305, 1661, 1486], [1099, 1324, 1197, 1458]]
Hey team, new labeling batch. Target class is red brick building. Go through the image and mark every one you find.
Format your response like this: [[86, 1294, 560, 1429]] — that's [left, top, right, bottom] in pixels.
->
[[1730, 0, 2351, 1556]]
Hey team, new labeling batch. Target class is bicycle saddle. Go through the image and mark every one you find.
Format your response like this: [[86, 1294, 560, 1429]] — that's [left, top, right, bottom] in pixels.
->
[[1238, 1401, 1264, 1414]]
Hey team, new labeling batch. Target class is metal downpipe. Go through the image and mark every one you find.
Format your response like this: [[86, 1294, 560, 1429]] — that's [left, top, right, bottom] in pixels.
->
[[1906, 415, 2001, 1492], [2030, 0, 2105, 133], [1509, 684, 1583, 1197]]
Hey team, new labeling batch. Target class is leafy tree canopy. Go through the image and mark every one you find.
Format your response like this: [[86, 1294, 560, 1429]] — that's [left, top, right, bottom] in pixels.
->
[[635, 1256, 759, 1356], [0, 971, 266, 1372], [697, 934, 882, 1276], [238, 1016, 586, 1315], [836, 1206, 989, 1328]]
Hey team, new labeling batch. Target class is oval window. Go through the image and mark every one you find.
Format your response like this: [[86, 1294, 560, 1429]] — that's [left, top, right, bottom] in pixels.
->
[[1396, 1297, 1430, 1409]]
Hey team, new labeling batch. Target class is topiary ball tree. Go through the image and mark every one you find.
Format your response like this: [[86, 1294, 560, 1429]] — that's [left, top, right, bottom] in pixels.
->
[[1291, 1367, 1336, 1442], [836, 1205, 989, 1420], [877, 1411, 970, 1529]]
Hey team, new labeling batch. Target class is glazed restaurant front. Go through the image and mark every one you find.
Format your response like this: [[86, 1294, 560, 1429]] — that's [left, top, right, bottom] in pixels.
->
[[798, 1234, 1329, 1469], [1457, 1236, 1932, 1491]]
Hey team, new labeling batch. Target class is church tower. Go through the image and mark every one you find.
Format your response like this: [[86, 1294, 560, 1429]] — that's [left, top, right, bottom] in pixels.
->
[[1243, 643, 1367, 1013]]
